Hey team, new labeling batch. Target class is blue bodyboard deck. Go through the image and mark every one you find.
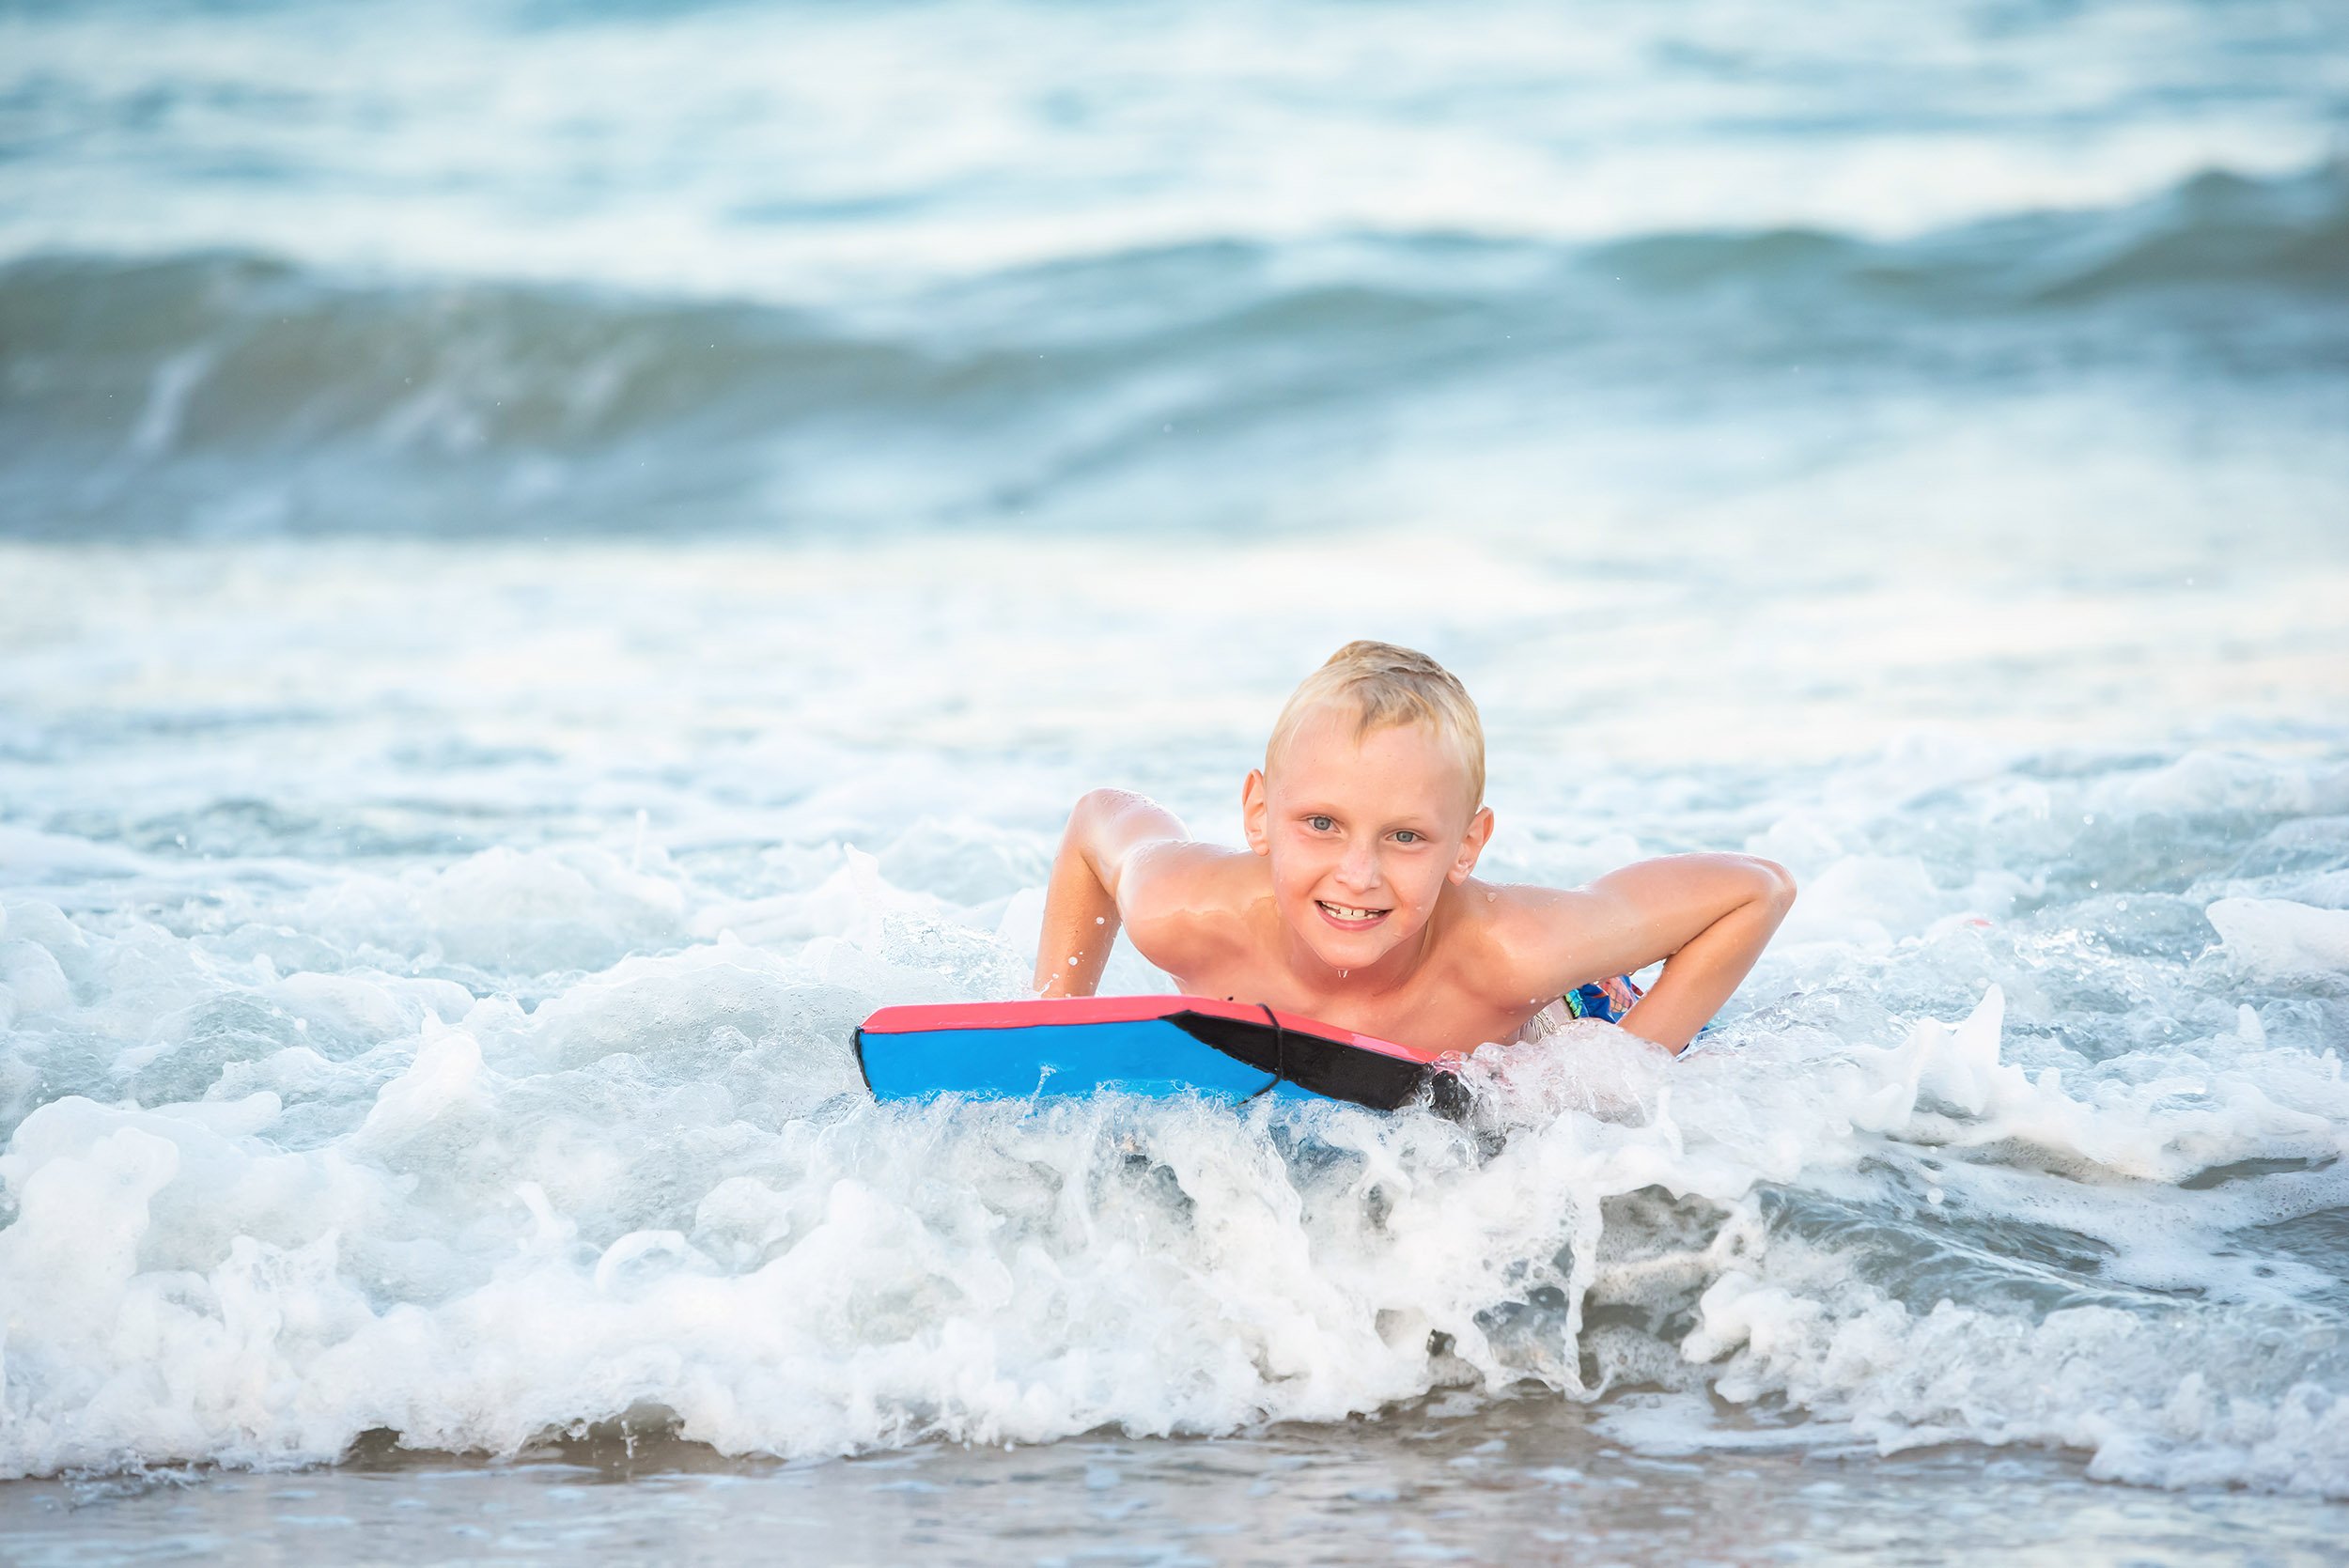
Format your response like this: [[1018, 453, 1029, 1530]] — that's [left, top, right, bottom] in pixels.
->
[[856, 978, 1643, 1113], [855, 995, 1461, 1112]]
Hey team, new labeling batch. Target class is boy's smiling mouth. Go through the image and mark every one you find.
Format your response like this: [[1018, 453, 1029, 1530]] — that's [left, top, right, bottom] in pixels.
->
[[1315, 899, 1390, 928]]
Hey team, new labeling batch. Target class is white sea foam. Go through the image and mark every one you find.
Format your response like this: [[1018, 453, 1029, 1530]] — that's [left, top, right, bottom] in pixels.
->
[[0, 538, 2343, 1507], [2209, 900, 2349, 983], [0, 919, 2341, 1493]]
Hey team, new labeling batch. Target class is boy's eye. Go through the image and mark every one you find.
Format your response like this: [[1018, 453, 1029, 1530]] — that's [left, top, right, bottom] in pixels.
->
[[1306, 815, 1334, 832], [1393, 830, 1422, 845]]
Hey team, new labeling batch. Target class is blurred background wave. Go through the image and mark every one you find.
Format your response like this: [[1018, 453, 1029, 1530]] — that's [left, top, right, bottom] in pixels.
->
[[5, 0, 2345, 543]]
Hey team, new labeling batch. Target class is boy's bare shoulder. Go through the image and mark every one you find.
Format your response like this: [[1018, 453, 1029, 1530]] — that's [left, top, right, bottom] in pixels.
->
[[1117, 841, 1265, 968], [1446, 877, 1599, 997]]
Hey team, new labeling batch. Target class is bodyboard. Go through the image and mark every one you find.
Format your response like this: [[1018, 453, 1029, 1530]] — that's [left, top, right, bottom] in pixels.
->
[[854, 995, 1463, 1112]]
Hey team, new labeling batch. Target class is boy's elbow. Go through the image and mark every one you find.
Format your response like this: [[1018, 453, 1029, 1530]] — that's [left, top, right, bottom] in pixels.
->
[[1068, 786, 1122, 833], [1066, 787, 1155, 867], [1750, 857, 1797, 914], [1074, 785, 1145, 817]]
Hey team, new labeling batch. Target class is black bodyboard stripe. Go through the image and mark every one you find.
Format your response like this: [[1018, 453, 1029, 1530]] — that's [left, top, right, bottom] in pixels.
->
[[1164, 1009, 1452, 1112]]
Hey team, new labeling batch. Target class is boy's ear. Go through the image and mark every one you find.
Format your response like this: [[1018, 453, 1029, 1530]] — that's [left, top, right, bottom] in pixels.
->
[[1448, 806, 1495, 884], [1242, 769, 1271, 855]]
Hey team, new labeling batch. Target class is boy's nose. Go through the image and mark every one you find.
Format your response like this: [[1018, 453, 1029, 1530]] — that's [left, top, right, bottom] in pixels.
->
[[1334, 846, 1382, 893]]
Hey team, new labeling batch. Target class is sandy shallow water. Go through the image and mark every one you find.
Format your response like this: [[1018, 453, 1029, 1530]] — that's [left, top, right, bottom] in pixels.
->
[[8, 1399, 2349, 1568]]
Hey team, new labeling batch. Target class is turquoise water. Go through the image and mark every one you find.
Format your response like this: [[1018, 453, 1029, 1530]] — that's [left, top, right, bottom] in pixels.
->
[[6, 0, 2345, 546], [3, 1, 2348, 1558]]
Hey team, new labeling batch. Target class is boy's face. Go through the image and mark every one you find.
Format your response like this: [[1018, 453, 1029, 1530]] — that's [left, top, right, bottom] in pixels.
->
[[1243, 705, 1493, 977]]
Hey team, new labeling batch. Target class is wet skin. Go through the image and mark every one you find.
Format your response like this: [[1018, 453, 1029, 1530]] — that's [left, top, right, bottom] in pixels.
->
[[1033, 705, 1795, 1057]]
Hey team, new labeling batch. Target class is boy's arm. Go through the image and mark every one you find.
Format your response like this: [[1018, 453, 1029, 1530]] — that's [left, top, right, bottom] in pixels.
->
[[1032, 788, 1195, 997], [1499, 853, 1797, 1053]]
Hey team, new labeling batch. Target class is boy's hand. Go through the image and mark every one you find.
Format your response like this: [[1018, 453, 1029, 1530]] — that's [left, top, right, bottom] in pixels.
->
[[1499, 853, 1796, 1053]]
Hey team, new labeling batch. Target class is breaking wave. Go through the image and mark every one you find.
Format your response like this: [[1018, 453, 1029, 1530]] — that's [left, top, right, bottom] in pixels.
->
[[4, 745, 2346, 1494], [6, 161, 2345, 539]]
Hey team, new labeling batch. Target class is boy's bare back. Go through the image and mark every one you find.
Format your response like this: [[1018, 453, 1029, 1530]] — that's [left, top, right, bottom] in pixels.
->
[[1033, 644, 1794, 1057]]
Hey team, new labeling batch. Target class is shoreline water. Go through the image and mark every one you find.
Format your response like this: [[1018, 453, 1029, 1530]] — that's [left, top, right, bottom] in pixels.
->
[[8, 1402, 2348, 1567]]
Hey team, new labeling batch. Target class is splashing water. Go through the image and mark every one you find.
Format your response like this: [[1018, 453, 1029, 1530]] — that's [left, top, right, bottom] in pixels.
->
[[1, 542, 2345, 1499], [2, 0, 2348, 1530]]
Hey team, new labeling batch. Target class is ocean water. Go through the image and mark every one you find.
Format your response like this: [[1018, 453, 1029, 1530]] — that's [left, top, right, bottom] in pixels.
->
[[4, 0, 2349, 1559]]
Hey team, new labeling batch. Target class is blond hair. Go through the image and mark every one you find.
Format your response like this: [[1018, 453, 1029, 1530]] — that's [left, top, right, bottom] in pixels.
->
[[1266, 641, 1486, 809]]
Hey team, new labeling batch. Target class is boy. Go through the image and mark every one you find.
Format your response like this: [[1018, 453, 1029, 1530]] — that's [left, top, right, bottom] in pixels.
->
[[1032, 642, 1794, 1056]]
